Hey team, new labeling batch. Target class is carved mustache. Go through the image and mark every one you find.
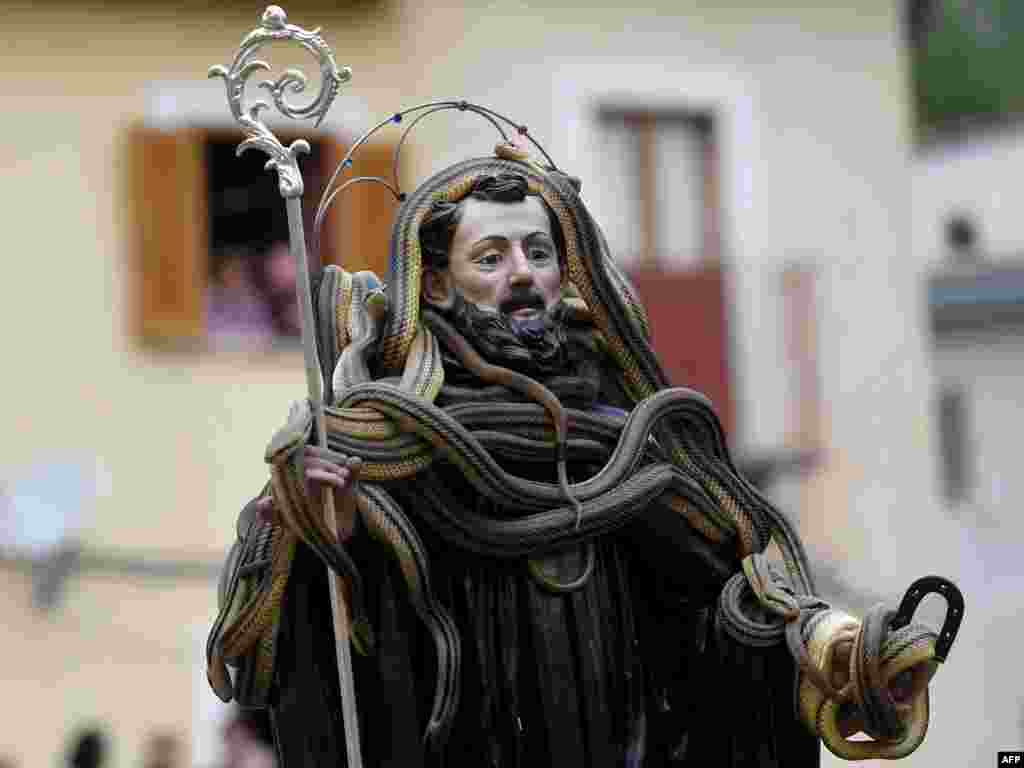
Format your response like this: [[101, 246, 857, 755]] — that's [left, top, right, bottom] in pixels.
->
[[499, 289, 545, 315]]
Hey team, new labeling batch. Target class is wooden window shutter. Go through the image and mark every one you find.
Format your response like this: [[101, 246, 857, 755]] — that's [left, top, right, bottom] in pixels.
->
[[629, 265, 735, 436], [320, 140, 397, 281], [126, 122, 207, 346], [623, 112, 734, 437]]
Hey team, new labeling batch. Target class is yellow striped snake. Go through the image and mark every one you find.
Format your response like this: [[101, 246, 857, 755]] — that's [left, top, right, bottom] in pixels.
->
[[207, 147, 963, 759]]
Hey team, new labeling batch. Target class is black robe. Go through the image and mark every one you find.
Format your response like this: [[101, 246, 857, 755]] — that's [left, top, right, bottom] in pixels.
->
[[267, 454, 820, 767], [265, 271, 819, 766]]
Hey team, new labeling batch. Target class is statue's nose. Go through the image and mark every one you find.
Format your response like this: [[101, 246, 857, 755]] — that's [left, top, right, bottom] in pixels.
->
[[508, 244, 533, 286]]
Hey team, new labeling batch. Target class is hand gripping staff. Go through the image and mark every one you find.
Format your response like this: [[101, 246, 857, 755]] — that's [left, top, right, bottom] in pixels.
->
[[208, 7, 364, 766]]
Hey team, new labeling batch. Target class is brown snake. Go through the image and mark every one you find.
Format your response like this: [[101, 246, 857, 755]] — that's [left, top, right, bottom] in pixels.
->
[[208, 153, 961, 760]]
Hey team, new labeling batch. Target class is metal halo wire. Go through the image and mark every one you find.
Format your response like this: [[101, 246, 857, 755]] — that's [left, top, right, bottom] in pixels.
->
[[315, 175, 404, 244], [312, 99, 562, 254], [390, 104, 510, 197]]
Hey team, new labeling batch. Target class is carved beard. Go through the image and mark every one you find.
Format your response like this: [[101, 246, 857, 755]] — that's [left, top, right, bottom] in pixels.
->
[[446, 290, 571, 379]]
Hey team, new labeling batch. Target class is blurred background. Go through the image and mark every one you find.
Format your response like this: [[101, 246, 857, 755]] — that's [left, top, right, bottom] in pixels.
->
[[0, 0, 1020, 765]]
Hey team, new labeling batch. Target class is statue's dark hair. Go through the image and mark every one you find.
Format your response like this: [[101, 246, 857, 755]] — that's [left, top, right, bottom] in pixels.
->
[[419, 172, 566, 271]]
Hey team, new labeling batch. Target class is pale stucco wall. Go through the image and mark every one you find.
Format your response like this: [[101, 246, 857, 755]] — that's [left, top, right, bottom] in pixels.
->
[[913, 125, 1024, 265], [1, 6, 407, 767], [399, 0, 949, 636], [908, 121, 1024, 765]]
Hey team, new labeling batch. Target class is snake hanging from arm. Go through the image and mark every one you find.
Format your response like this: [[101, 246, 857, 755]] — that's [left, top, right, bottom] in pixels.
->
[[208, 152, 963, 760]]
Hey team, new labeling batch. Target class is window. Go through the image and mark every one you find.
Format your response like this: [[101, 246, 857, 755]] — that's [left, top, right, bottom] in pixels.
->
[[127, 124, 399, 350], [593, 107, 734, 434]]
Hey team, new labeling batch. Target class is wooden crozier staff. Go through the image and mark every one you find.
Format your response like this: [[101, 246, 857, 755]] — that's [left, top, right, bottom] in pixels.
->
[[208, 6, 364, 766]]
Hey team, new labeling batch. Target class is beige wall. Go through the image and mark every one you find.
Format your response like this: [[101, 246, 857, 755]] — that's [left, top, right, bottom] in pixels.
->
[[1, 2, 972, 766], [391, 0, 941, 589], [0, 567, 215, 767], [2, 5, 407, 767]]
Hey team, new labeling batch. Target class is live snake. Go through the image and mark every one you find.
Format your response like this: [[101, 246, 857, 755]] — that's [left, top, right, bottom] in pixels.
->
[[207, 150, 962, 759]]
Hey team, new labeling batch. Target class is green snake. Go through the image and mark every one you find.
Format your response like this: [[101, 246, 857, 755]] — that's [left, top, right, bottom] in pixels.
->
[[207, 150, 961, 759]]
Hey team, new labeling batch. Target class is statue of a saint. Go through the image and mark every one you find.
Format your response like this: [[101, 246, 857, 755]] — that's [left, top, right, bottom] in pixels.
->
[[208, 148, 956, 767]]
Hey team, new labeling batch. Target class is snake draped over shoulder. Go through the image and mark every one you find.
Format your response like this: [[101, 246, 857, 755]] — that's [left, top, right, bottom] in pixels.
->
[[207, 151, 963, 762]]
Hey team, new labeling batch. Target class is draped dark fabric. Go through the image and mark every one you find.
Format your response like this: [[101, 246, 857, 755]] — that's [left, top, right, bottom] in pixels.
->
[[267, 270, 820, 766], [268, 457, 821, 767]]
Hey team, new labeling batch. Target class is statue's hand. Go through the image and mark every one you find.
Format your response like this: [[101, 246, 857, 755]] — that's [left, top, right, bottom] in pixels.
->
[[255, 446, 362, 542], [302, 444, 361, 498]]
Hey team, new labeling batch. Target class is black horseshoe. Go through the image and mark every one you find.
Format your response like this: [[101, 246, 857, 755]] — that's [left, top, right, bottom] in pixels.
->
[[889, 575, 964, 662]]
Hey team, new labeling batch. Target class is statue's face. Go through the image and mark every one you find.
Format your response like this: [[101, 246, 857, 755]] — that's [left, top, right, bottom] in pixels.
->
[[425, 196, 562, 315]]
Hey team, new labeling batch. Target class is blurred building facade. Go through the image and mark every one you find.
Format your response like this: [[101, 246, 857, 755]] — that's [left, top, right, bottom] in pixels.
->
[[1, 1, 999, 766], [916, 132, 1024, 547]]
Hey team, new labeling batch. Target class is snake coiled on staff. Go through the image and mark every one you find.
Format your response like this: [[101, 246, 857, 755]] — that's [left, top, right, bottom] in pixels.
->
[[208, 151, 962, 758]]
